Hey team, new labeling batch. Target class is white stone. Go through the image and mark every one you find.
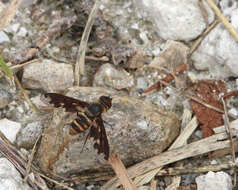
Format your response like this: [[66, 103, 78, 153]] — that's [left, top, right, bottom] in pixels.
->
[[210, 160, 218, 165], [17, 27, 27, 37], [192, 9, 238, 78], [196, 171, 232, 190], [228, 108, 238, 116], [0, 158, 31, 190], [0, 119, 21, 143], [4, 23, 20, 33], [0, 31, 10, 43], [195, 130, 203, 139], [134, 0, 215, 41], [137, 77, 147, 89]]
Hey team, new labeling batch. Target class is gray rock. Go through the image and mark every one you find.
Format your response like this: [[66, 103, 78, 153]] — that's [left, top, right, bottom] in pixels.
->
[[4, 23, 20, 33], [0, 158, 31, 190], [192, 9, 238, 78], [93, 63, 134, 90], [133, 0, 215, 41], [196, 171, 232, 190], [0, 31, 10, 43], [37, 87, 180, 175], [16, 121, 43, 149], [0, 89, 12, 108], [22, 59, 74, 92]]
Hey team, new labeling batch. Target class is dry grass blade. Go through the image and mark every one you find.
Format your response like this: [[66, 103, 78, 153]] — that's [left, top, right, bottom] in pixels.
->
[[107, 155, 137, 190], [0, 0, 20, 30], [0, 139, 42, 189], [205, 0, 238, 42], [189, 19, 219, 56], [103, 130, 237, 189], [0, 59, 41, 79], [221, 97, 236, 186], [165, 176, 181, 190], [157, 156, 238, 176], [24, 135, 41, 182], [75, 0, 100, 85]]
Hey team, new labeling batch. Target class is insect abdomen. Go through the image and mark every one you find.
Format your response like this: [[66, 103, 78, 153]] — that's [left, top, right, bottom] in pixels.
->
[[69, 113, 92, 135]]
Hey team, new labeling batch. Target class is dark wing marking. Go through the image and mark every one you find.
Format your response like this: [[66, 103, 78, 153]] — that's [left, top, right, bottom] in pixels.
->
[[89, 117, 109, 160], [45, 93, 89, 112]]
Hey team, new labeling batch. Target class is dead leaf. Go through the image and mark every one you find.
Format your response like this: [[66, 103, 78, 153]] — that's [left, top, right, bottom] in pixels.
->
[[190, 80, 226, 138]]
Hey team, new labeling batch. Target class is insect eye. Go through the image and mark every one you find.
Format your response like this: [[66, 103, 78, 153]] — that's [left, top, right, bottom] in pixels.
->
[[99, 96, 112, 109]]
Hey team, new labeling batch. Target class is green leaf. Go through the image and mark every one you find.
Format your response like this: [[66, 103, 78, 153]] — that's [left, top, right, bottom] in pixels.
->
[[0, 56, 13, 78]]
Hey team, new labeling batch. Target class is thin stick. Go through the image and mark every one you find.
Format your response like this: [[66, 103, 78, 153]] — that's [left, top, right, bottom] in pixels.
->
[[75, 0, 100, 85], [205, 0, 238, 42], [189, 19, 219, 56], [24, 135, 41, 182], [221, 97, 236, 186], [14, 74, 38, 113]]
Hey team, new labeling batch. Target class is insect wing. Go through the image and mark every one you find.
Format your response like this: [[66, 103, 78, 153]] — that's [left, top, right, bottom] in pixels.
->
[[45, 93, 89, 112], [89, 117, 109, 160]]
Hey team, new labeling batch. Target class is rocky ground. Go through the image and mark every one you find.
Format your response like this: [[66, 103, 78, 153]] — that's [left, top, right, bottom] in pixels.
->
[[0, 0, 238, 189]]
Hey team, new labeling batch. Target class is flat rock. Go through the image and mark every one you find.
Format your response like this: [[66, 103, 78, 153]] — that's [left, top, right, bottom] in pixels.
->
[[37, 87, 180, 175], [22, 59, 74, 92], [133, 0, 215, 41], [0, 158, 31, 190]]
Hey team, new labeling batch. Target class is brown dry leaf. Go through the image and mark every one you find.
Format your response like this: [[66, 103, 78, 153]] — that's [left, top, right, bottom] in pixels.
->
[[190, 80, 226, 138], [0, 0, 20, 30], [108, 155, 137, 190]]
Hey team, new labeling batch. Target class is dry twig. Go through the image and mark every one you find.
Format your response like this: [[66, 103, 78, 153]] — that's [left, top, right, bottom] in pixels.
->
[[205, 0, 238, 42], [142, 62, 187, 95], [189, 19, 219, 56], [75, 0, 101, 85]]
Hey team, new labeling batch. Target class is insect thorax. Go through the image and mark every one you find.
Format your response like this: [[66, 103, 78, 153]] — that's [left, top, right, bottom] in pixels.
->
[[87, 103, 103, 117]]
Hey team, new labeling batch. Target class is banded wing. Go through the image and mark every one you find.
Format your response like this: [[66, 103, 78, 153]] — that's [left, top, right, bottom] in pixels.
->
[[89, 117, 109, 160], [45, 93, 89, 112]]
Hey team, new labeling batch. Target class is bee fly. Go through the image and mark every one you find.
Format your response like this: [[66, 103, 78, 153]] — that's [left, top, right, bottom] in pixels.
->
[[44, 93, 112, 160]]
